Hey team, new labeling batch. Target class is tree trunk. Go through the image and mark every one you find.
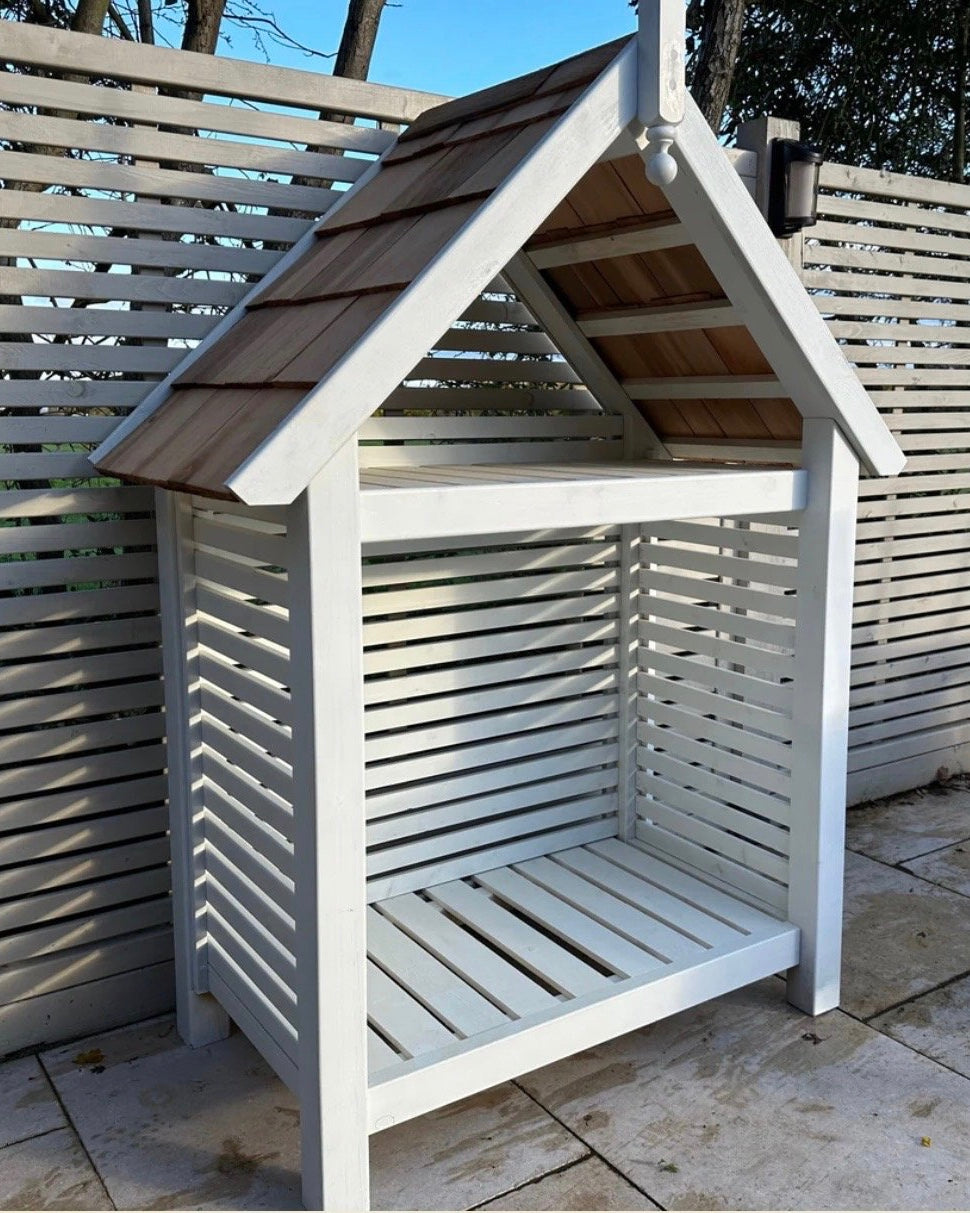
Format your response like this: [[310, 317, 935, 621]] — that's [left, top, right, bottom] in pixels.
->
[[334, 0, 386, 81], [137, 0, 154, 44], [690, 0, 747, 134], [69, 0, 109, 35], [181, 0, 227, 55], [955, 2, 969, 181]]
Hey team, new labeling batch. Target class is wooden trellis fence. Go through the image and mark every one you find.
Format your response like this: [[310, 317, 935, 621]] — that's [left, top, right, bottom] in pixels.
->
[[0, 21, 442, 1054], [2, 21, 970, 1054], [807, 162, 970, 802]]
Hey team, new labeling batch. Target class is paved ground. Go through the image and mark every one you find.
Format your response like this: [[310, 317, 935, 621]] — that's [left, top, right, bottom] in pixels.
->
[[3, 779, 970, 1210]]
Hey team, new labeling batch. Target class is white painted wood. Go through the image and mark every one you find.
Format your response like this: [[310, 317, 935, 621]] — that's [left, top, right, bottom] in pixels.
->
[[0, 69, 395, 153], [637, 0, 686, 127], [368, 919, 797, 1130], [366, 909, 508, 1037], [427, 879, 605, 998], [501, 256, 668, 459], [786, 420, 858, 1014], [287, 443, 370, 1211], [555, 845, 742, 946], [0, 111, 371, 182], [366, 821, 617, 903], [2, 19, 446, 121], [617, 524, 640, 842], [375, 894, 556, 1019], [229, 41, 639, 504], [0, 148, 337, 213], [0, 192, 308, 247], [358, 464, 807, 542], [154, 491, 230, 1048], [367, 960, 455, 1057], [513, 855, 704, 963]]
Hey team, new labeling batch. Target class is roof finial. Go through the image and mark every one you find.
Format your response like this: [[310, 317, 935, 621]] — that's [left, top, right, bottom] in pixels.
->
[[637, 0, 686, 185]]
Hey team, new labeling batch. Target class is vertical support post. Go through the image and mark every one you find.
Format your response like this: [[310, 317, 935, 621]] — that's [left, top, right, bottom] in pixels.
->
[[154, 489, 231, 1046], [786, 419, 859, 1015], [616, 522, 640, 841], [288, 440, 370, 1212], [637, 0, 685, 185]]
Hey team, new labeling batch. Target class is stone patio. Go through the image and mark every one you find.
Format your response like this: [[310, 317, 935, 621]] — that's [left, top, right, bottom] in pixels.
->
[[3, 779, 970, 1211]]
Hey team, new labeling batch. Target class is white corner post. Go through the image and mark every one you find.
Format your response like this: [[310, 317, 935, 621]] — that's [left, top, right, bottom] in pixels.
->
[[617, 523, 641, 842], [786, 419, 859, 1016], [636, 0, 685, 185], [287, 440, 370, 1212], [154, 489, 231, 1047]]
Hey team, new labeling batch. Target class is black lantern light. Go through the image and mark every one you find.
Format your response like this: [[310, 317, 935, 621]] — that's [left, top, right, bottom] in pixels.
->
[[768, 138, 823, 237]]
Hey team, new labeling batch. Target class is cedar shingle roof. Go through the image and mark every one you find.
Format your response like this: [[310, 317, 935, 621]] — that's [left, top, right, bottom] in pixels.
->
[[98, 38, 627, 497], [94, 36, 903, 501]]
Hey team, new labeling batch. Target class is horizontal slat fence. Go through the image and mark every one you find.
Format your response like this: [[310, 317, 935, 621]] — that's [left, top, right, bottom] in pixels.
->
[[5, 16, 970, 1054], [0, 21, 441, 1055], [807, 162, 970, 800]]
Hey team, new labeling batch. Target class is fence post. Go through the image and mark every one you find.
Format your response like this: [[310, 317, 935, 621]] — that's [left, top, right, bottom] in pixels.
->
[[736, 116, 805, 272]]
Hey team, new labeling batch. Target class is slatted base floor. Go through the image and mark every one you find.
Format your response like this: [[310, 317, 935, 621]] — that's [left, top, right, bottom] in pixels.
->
[[364, 837, 799, 1129]]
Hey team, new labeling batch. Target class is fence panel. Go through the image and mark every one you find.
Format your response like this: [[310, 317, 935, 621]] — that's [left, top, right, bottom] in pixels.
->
[[808, 162, 970, 802], [0, 20, 442, 1055]]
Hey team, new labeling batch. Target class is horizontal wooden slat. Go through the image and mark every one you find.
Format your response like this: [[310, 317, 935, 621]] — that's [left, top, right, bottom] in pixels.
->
[[527, 220, 689, 268], [1, 19, 443, 121], [0, 70, 395, 153], [0, 110, 371, 182]]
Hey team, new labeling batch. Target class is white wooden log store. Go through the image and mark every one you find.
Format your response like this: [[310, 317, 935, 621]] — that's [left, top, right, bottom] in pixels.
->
[[93, 8, 905, 1208]]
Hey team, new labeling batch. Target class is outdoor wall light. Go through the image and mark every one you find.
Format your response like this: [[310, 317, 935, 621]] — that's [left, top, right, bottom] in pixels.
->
[[768, 138, 823, 237]]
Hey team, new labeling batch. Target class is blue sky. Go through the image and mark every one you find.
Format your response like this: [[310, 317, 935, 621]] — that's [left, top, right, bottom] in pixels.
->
[[218, 1, 636, 99]]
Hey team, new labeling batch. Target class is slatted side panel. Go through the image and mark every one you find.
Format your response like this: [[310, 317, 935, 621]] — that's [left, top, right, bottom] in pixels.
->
[[191, 501, 298, 1068], [187, 511, 626, 1063], [0, 22, 432, 1054], [358, 282, 624, 467], [363, 529, 624, 900], [636, 518, 798, 914], [808, 162, 970, 800]]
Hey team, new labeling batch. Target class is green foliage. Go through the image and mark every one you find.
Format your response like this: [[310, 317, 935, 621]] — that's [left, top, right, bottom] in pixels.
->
[[688, 0, 970, 180]]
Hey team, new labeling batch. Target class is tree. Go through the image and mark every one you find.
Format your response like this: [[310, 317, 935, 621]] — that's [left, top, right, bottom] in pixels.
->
[[685, 0, 970, 182], [685, 0, 747, 131]]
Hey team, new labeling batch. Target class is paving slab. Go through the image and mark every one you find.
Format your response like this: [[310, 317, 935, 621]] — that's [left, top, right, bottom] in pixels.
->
[[0, 1055, 64, 1149], [841, 849, 970, 1019], [42, 1015, 586, 1211], [871, 975, 970, 1080], [42, 1017, 302, 1211], [903, 840, 970, 898], [478, 1155, 659, 1210], [0, 1127, 112, 1211], [518, 979, 970, 1211], [371, 1084, 586, 1211], [846, 780, 970, 864]]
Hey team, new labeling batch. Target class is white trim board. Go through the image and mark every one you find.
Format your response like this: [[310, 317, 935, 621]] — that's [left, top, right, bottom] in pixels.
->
[[357, 462, 808, 542]]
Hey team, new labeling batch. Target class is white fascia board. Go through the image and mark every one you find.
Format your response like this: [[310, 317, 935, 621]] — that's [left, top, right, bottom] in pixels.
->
[[662, 98, 905, 478], [90, 143, 398, 469], [228, 41, 637, 507]]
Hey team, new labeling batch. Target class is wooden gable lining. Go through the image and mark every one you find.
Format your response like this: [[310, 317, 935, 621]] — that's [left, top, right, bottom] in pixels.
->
[[527, 155, 804, 447]]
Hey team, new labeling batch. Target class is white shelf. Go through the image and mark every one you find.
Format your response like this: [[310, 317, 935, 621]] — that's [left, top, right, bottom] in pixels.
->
[[364, 837, 799, 1131], [358, 461, 807, 542]]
